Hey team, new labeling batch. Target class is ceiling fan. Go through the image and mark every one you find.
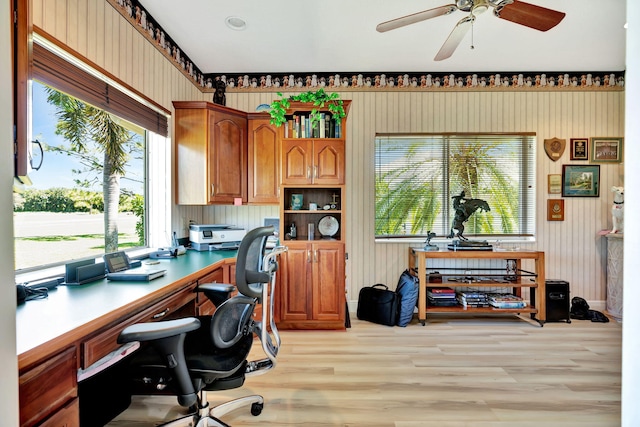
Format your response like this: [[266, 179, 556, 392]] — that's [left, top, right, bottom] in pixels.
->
[[376, 0, 565, 61]]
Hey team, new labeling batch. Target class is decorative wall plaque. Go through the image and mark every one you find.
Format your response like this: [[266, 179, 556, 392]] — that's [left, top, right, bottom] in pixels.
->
[[544, 137, 566, 161], [547, 199, 565, 221]]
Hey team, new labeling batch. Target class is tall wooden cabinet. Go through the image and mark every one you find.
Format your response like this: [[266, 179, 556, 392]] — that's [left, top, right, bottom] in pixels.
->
[[174, 101, 247, 205], [277, 101, 351, 330]]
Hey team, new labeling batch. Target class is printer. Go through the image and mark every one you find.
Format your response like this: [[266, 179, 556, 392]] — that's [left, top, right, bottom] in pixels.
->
[[189, 224, 246, 251]]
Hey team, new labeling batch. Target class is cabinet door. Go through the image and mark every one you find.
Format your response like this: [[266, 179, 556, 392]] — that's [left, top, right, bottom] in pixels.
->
[[281, 140, 313, 185], [313, 140, 344, 185], [311, 242, 345, 321], [279, 243, 312, 321], [248, 119, 280, 204], [175, 108, 210, 204], [209, 111, 247, 203]]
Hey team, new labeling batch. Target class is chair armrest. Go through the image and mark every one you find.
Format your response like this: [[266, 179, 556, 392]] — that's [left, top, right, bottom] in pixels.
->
[[197, 282, 236, 306], [117, 317, 201, 344], [197, 283, 235, 294]]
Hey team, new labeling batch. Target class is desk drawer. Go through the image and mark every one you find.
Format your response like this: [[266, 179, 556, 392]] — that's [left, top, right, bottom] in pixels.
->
[[20, 346, 77, 427], [81, 286, 196, 369]]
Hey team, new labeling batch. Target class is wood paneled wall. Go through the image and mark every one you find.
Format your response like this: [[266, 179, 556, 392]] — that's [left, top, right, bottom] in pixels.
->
[[34, 0, 625, 305], [226, 90, 625, 305]]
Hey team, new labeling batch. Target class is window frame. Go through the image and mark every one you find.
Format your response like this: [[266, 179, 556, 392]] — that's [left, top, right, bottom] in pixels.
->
[[374, 132, 537, 243]]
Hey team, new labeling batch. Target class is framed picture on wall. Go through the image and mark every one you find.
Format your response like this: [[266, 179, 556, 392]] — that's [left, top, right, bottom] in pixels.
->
[[562, 165, 600, 197], [570, 138, 589, 160], [590, 137, 623, 163]]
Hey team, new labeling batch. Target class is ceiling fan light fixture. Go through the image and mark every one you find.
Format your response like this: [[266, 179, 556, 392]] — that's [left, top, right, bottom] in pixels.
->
[[472, 4, 489, 15], [225, 16, 247, 31], [456, 0, 474, 12]]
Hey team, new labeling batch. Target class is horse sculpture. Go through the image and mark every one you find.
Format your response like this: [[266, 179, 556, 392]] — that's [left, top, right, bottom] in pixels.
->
[[448, 191, 491, 240]]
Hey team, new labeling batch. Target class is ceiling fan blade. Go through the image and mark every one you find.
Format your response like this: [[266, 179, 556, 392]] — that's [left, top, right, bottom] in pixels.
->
[[495, 0, 565, 31], [376, 4, 457, 33], [434, 15, 474, 61]]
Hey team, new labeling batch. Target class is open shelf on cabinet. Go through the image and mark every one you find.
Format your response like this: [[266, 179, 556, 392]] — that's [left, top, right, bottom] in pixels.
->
[[282, 187, 342, 241], [423, 267, 539, 287]]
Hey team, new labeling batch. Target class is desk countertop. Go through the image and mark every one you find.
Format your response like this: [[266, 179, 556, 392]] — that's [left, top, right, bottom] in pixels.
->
[[16, 249, 237, 361]]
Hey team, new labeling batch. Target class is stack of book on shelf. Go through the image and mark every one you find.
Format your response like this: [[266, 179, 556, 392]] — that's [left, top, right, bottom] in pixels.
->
[[486, 293, 526, 309], [427, 287, 458, 307], [456, 290, 489, 308], [286, 114, 341, 139]]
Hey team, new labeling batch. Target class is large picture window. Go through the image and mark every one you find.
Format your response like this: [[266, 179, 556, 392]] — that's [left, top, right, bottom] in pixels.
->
[[375, 133, 536, 241], [13, 35, 170, 274], [13, 81, 146, 271]]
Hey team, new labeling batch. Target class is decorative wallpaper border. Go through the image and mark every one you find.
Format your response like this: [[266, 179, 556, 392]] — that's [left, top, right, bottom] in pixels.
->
[[107, 1, 625, 95], [107, 0, 207, 87], [217, 72, 625, 93]]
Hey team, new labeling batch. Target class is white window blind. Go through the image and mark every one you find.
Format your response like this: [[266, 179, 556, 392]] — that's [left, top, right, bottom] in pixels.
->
[[375, 133, 536, 240]]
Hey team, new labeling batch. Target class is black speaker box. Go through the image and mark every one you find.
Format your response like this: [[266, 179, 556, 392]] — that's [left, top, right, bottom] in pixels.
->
[[531, 280, 571, 323]]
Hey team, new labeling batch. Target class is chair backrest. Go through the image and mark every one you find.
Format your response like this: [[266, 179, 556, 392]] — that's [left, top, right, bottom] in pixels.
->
[[235, 225, 274, 299], [210, 294, 257, 349]]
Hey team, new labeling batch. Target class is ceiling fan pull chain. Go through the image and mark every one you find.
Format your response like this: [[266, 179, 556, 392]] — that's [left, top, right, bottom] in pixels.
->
[[470, 19, 475, 50]]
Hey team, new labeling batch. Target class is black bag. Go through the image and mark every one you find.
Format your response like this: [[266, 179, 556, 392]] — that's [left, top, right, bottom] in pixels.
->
[[570, 296, 610, 323], [570, 296, 590, 320], [357, 284, 400, 326]]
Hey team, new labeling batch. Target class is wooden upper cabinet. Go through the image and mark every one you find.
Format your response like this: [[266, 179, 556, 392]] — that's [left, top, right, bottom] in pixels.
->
[[174, 101, 247, 205], [281, 139, 344, 185], [280, 101, 349, 186], [247, 114, 280, 204]]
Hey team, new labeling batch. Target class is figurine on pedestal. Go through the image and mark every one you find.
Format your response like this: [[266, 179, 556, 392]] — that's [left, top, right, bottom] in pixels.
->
[[447, 191, 492, 251], [423, 231, 438, 251]]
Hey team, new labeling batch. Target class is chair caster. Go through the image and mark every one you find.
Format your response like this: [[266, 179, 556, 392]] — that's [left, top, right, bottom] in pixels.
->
[[251, 402, 263, 416]]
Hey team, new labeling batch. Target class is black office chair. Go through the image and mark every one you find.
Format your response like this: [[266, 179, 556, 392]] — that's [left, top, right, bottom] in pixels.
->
[[117, 226, 286, 426]]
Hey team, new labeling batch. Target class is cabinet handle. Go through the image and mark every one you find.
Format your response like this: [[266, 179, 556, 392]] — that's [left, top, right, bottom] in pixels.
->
[[314, 250, 318, 263], [210, 184, 215, 197], [313, 165, 318, 179], [307, 250, 311, 263], [306, 166, 311, 179], [152, 308, 170, 319]]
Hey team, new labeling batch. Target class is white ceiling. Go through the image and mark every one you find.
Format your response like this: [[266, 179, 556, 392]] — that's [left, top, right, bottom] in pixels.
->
[[139, 0, 627, 75]]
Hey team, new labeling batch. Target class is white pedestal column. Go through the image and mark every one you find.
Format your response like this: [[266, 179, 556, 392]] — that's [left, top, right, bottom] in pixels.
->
[[605, 233, 623, 321]]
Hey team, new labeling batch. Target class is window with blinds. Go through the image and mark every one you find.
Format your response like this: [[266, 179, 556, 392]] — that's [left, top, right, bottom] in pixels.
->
[[374, 133, 536, 240]]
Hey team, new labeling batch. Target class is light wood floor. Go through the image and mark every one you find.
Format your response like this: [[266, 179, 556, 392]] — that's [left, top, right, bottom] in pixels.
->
[[108, 314, 622, 427]]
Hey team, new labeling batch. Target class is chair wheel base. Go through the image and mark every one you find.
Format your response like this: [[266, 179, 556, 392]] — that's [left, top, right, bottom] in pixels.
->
[[251, 402, 263, 416]]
